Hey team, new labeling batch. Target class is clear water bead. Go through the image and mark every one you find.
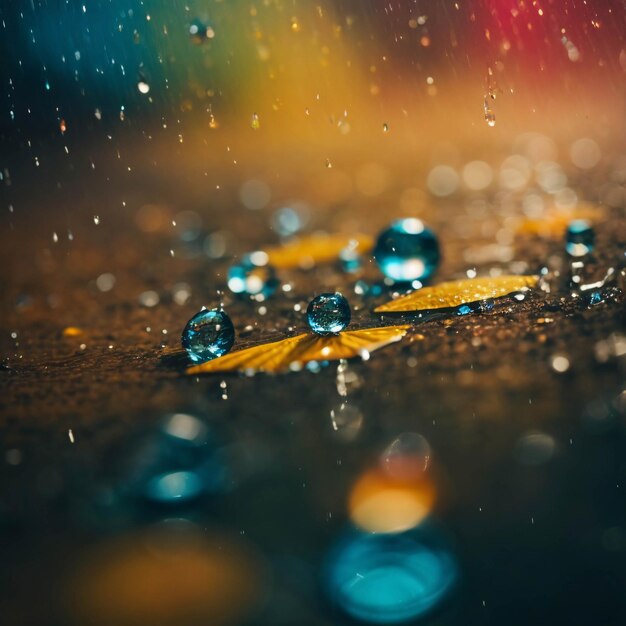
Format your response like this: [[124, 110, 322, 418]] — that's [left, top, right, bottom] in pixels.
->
[[182, 309, 235, 363], [373, 218, 440, 282], [565, 219, 595, 257], [307, 292, 351, 335], [227, 252, 279, 299]]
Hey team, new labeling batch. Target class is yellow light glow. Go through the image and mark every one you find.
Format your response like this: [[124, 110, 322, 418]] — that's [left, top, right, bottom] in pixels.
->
[[349, 468, 435, 534]]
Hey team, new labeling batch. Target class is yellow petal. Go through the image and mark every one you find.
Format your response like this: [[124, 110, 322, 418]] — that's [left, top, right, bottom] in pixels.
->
[[516, 204, 603, 238], [374, 275, 538, 313], [186, 325, 409, 375], [265, 233, 373, 269]]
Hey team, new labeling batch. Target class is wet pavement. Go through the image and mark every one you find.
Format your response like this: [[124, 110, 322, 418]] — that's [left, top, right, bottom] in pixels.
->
[[1, 135, 626, 625]]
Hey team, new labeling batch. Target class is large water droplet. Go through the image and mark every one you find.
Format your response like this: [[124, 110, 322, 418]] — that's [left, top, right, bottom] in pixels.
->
[[307, 293, 351, 335], [373, 218, 440, 282], [181, 309, 235, 363]]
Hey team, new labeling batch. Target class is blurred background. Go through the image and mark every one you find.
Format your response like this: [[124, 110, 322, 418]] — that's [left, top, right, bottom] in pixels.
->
[[1, 2, 626, 625]]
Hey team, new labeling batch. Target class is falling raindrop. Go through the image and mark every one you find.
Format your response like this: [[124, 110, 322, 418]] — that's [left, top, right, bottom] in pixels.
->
[[484, 97, 496, 127]]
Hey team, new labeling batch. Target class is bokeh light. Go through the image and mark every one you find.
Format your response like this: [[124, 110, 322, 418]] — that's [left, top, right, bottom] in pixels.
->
[[349, 467, 435, 534], [325, 525, 458, 624], [66, 526, 267, 626]]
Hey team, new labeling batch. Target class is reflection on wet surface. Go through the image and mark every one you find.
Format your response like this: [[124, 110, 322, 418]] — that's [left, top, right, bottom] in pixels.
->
[[326, 525, 458, 624], [1, 155, 625, 622]]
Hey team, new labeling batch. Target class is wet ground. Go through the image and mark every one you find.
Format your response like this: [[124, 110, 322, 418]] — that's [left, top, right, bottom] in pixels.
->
[[1, 134, 626, 625]]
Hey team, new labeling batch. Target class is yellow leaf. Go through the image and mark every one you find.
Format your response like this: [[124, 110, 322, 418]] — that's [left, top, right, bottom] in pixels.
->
[[516, 204, 602, 238], [186, 325, 409, 375], [265, 233, 373, 269], [374, 275, 538, 313]]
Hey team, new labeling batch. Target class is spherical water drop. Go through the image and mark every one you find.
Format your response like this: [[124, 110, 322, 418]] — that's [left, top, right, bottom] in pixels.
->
[[307, 293, 351, 335], [373, 219, 440, 282], [181, 309, 235, 363]]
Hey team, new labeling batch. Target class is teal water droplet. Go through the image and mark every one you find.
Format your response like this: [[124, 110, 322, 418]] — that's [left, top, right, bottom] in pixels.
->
[[307, 293, 351, 335], [373, 219, 440, 282], [566, 219, 595, 257], [182, 309, 235, 363]]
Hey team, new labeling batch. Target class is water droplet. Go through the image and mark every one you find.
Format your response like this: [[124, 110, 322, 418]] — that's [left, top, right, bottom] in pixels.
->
[[251, 112, 260, 129], [227, 253, 279, 299], [382, 122, 389, 132], [565, 219, 595, 257], [137, 80, 150, 94], [483, 96, 496, 126], [93, 215, 100, 225], [587, 290, 603, 306], [373, 218, 440, 282], [306, 293, 351, 335], [181, 309, 235, 363]]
